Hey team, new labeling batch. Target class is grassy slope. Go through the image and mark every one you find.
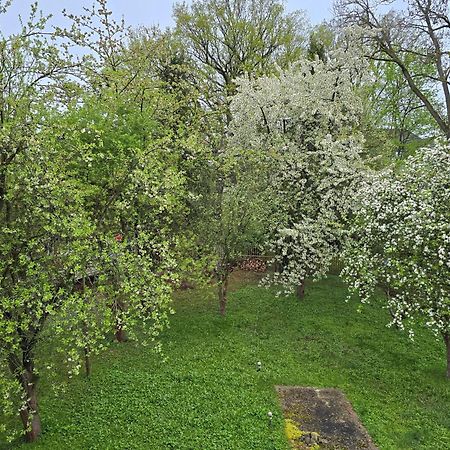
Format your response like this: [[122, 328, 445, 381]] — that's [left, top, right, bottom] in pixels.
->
[[3, 274, 450, 449]]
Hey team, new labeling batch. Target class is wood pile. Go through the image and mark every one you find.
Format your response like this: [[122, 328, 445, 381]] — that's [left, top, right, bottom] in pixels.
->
[[238, 257, 267, 272]]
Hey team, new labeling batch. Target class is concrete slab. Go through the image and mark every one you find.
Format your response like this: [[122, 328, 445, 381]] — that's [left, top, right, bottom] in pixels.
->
[[276, 386, 378, 449]]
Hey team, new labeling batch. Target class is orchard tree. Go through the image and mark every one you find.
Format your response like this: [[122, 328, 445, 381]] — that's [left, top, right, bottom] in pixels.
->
[[60, 0, 208, 337], [0, 104, 113, 442], [230, 40, 367, 298], [342, 144, 450, 378], [0, 2, 85, 442], [0, 1, 79, 216], [50, 90, 191, 340], [0, 0, 204, 442], [200, 147, 275, 314]]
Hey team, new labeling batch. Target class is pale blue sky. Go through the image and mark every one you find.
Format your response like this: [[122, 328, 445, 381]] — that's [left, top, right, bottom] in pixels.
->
[[0, 1, 333, 36]]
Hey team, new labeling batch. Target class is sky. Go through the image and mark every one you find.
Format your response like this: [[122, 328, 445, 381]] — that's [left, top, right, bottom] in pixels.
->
[[0, 0, 334, 36]]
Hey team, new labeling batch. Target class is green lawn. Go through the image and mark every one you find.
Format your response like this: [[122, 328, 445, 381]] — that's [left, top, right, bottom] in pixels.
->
[[3, 274, 450, 449]]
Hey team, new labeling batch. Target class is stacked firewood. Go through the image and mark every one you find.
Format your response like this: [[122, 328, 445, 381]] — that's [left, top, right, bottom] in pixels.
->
[[238, 257, 267, 272]]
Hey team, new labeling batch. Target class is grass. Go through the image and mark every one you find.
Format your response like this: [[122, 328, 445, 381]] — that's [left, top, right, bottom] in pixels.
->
[[2, 273, 450, 449]]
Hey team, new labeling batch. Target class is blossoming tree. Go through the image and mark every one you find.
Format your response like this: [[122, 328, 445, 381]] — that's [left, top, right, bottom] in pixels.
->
[[342, 145, 450, 378], [229, 41, 366, 298], [0, 1, 203, 442]]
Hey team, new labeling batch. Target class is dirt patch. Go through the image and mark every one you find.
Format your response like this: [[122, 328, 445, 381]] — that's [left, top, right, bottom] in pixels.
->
[[227, 269, 265, 291], [276, 386, 378, 450]]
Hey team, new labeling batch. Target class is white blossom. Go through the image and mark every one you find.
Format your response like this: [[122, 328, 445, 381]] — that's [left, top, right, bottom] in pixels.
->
[[342, 144, 450, 341], [229, 45, 366, 293]]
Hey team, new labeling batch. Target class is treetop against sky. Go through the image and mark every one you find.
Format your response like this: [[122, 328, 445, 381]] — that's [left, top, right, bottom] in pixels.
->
[[0, 0, 333, 35]]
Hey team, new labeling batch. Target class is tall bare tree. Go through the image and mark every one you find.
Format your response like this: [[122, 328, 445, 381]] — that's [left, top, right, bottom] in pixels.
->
[[335, 0, 450, 138]]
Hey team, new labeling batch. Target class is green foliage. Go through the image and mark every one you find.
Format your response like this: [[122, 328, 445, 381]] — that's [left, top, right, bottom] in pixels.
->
[[361, 58, 438, 167], [336, 0, 450, 138], [0, 4, 93, 439], [174, 0, 308, 79], [1, 276, 449, 449], [1, 0, 447, 444], [174, 0, 309, 113], [307, 22, 335, 62], [0, 0, 208, 440], [172, 0, 310, 311]]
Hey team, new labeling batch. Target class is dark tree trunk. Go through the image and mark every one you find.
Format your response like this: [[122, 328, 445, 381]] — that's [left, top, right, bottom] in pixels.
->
[[296, 279, 305, 300], [444, 333, 450, 380], [20, 371, 41, 443], [113, 296, 127, 342], [0, 168, 11, 223], [84, 346, 91, 378], [274, 260, 281, 273], [8, 354, 42, 442], [0, 169, 6, 213], [82, 319, 91, 377], [218, 274, 229, 316], [115, 326, 127, 343]]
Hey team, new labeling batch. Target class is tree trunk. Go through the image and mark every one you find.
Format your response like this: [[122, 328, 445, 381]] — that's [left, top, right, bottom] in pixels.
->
[[0, 168, 11, 223], [0, 169, 6, 214], [115, 326, 127, 343], [20, 372, 41, 443], [8, 354, 42, 442], [84, 346, 91, 378], [113, 296, 127, 342], [444, 333, 450, 380], [218, 274, 229, 316], [296, 279, 305, 300]]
